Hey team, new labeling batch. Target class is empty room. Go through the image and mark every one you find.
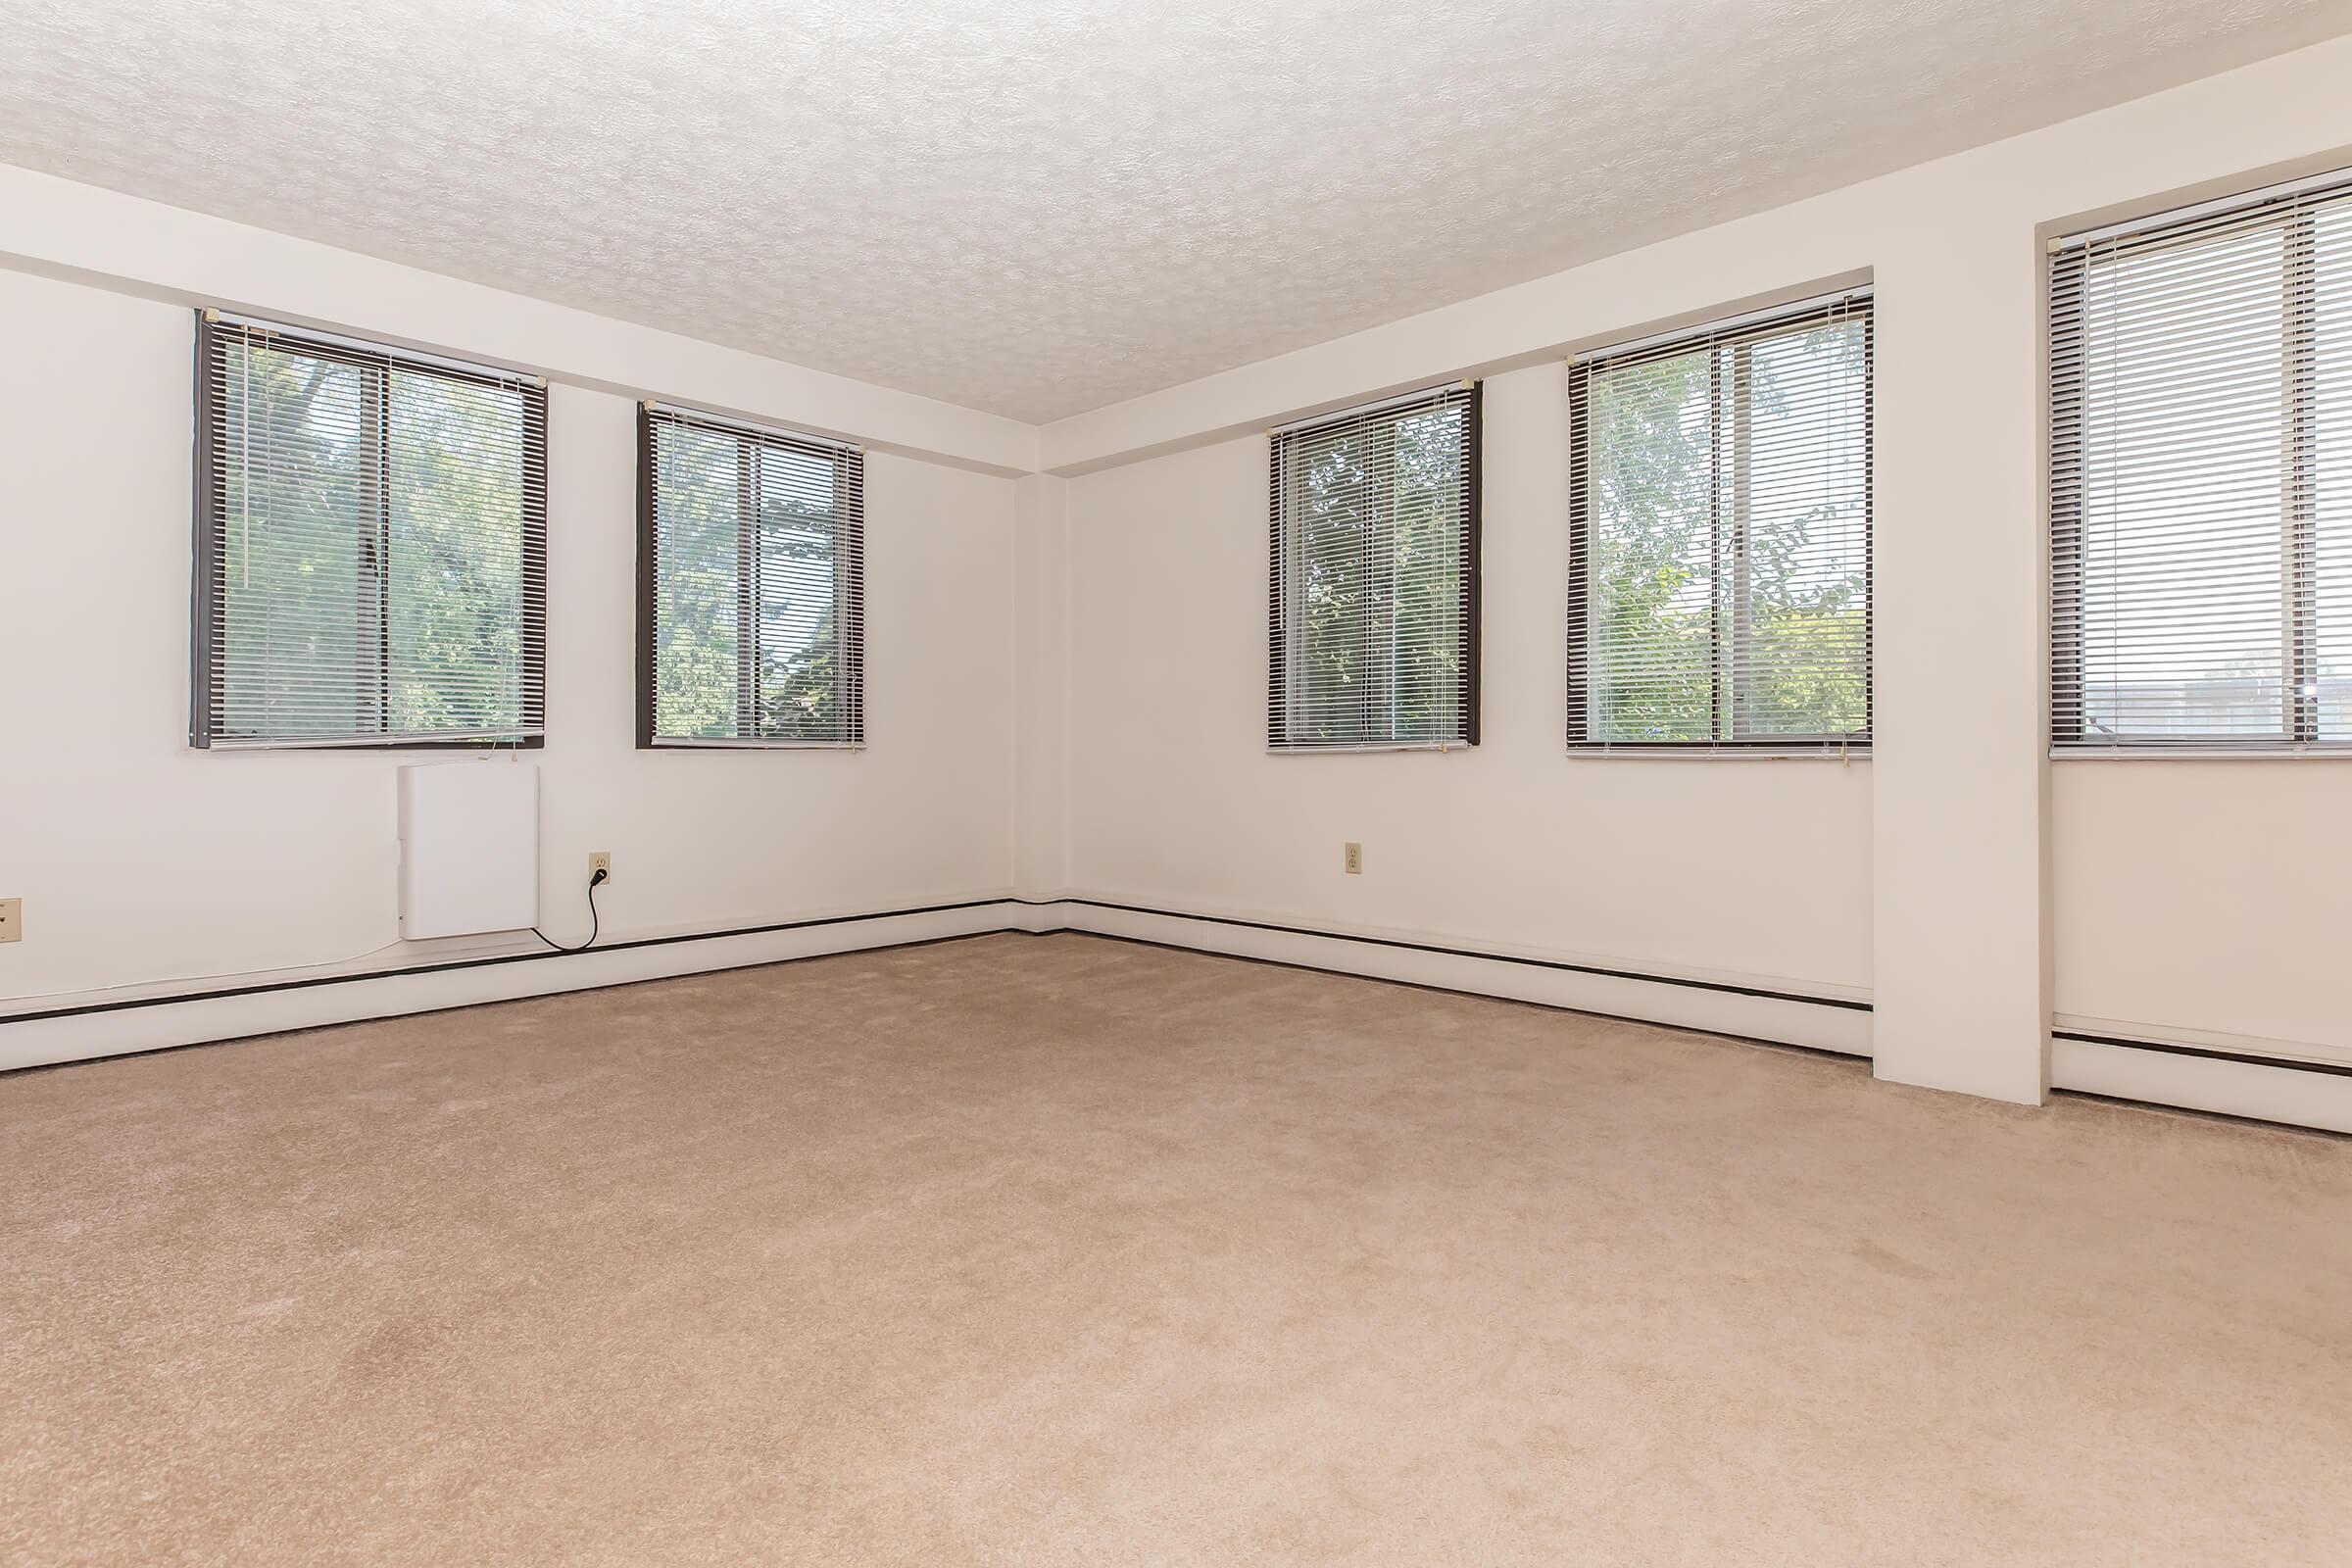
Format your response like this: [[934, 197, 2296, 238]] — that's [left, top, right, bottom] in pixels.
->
[[5, 0, 2352, 1561]]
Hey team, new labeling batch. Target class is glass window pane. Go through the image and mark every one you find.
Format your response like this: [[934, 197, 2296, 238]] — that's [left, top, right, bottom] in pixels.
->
[[754, 445, 844, 739], [201, 323, 542, 748], [1276, 393, 1471, 748], [2075, 224, 2287, 739], [1587, 348, 1718, 742], [652, 422, 745, 740], [1386, 403, 1466, 743], [217, 339, 372, 741], [386, 370, 529, 736], [1736, 318, 1871, 739]]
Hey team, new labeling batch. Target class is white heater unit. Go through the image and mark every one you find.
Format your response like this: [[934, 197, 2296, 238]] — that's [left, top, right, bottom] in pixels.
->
[[398, 761, 540, 940]]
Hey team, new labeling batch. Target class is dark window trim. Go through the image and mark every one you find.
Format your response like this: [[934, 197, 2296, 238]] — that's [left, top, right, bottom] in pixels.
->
[[1862, 302, 1877, 748], [636, 401, 867, 751], [188, 310, 549, 752], [1566, 292, 1875, 754], [634, 400, 658, 749], [1461, 380, 1485, 747], [1266, 382, 1482, 752], [520, 371, 549, 746], [187, 318, 220, 746], [1564, 364, 1589, 746]]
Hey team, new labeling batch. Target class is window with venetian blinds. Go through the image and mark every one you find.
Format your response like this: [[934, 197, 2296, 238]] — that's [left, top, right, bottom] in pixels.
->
[[1567, 290, 1874, 752], [191, 312, 547, 748], [1267, 384, 1480, 751], [2049, 169, 2352, 753], [637, 403, 865, 748]]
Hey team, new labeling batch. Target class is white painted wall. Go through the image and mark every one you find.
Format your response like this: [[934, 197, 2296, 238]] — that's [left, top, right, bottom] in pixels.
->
[[1045, 35, 2352, 1100], [1062, 374, 1877, 999], [7, 34, 2352, 1110], [0, 268, 1018, 1008], [2050, 764, 2352, 1054]]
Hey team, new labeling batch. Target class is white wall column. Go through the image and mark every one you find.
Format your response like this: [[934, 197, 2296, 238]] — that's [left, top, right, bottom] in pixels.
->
[[1868, 181, 2050, 1105], [1013, 472, 1072, 903]]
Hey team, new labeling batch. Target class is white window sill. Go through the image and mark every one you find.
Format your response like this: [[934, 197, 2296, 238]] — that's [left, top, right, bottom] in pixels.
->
[[2051, 747, 2352, 760], [1567, 748, 1870, 761]]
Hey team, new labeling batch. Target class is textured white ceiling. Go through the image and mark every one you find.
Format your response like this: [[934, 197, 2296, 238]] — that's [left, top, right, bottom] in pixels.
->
[[5, 0, 2349, 422]]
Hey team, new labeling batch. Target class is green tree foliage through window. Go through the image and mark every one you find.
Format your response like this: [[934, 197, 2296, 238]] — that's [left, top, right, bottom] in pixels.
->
[[1570, 296, 1873, 748], [643, 409, 864, 747], [195, 317, 545, 748], [1272, 386, 1477, 748], [385, 372, 532, 736]]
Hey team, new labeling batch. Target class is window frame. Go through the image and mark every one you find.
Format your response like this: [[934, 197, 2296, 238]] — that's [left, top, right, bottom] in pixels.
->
[[634, 400, 867, 752], [188, 310, 548, 752], [2046, 168, 2352, 758], [1265, 381, 1483, 754], [1565, 289, 1876, 756]]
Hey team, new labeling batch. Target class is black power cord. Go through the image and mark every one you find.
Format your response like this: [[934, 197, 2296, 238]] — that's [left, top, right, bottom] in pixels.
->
[[532, 865, 608, 954]]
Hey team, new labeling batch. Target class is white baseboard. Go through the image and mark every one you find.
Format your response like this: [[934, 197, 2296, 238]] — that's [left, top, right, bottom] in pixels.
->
[[1045, 903, 2349, 1136], [2051, 1034, 2352, 1135], [0, 900, 1022, 1074], [5, 894, 1866, 1075], [1047, 899, 1875, 1056], [1006, 898, 1071, 935], [2052, 1012, 2352, 1074], [18, 895, 2343, 1139]]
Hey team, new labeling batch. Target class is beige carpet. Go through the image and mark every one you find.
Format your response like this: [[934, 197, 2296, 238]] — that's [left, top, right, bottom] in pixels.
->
[[3, 933, 2349, 1566]]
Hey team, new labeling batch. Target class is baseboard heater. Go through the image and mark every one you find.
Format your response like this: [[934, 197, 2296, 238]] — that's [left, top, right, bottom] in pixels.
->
[[0, 900, 1026, 1075], [10, 898, 2346, 1136], [2054, 1028, 2352, 1081], [0, 898, 1024, 1029]]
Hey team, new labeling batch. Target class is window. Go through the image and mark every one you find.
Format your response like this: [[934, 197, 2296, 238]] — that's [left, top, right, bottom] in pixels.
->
[[2049, 169, 2352, 753], [191, 313, 547, 748], [637, 403, 864, 748], [1268, 384, 1480, 750], [1567, 290, 1874, 752]]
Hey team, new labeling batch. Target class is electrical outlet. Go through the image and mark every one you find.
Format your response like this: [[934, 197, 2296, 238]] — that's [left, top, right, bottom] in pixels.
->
[[588, 852, 612, 883], [1344, 843, 1363, 875], [0, 898, 19, 943]]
